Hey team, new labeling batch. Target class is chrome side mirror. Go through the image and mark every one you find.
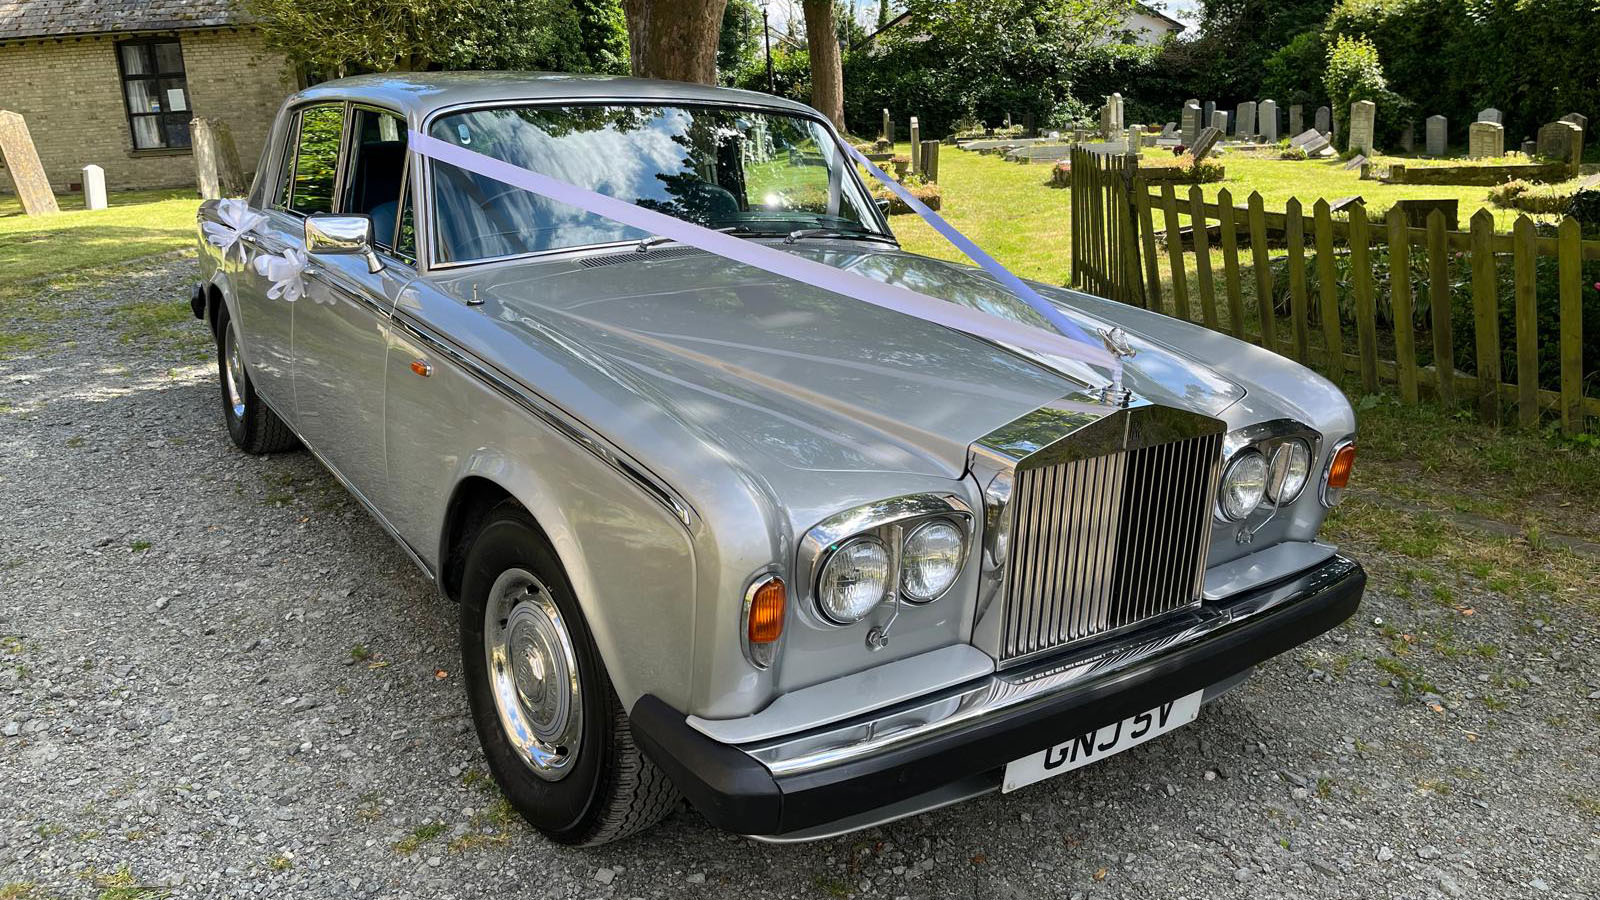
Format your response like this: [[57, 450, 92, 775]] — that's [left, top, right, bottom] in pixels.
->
[[305, 214, 383, 274]]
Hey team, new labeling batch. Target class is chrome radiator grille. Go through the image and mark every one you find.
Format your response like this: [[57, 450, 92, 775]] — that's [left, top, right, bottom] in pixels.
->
[[999, 431, 1223, 661]]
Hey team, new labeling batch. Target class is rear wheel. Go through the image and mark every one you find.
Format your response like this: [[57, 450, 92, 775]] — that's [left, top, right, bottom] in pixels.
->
[[460, 504, 680, 845], [215, 306, 297, 454]]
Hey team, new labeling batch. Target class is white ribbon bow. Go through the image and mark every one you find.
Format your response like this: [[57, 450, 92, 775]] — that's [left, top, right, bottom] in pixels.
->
[[252, 247, 309, 303], [202, 197, 268, 264]]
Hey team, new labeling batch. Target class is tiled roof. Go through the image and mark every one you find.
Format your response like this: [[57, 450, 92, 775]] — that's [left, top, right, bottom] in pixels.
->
[[0, 0, 250, 41]]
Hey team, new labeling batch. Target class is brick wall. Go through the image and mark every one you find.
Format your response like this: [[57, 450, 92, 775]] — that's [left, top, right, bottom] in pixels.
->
[[0, 28, 296, 194]]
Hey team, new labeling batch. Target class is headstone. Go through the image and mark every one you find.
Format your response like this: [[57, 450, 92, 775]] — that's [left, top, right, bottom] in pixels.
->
[[1181, 100, 1202, 145], [1399, 119, 1414, 153], [1425, 115, 1447, 156], [1468, 121, 1504, 159], [1161, 121, 1178, 138], [1391, 198, 1459, 231], [1260, 100, 1279, 143], [0, 110, 60, 215], [1562, 112, 1588, 133], [920, 140, 940, 182], [81, 164, 107, 210], [1521, 139, 1536, 156], [1211, 111, 1229, 135], [1536, 120, 1582, 166], [1342, 153, 1367, 171], [190, 117, 248, 200], [1348, 100, 1376, 154], [1289, 105, 1304, 136], [1003, 112, 1012, 130], [1204, 101, 1216, 126], [1329, 195, 1363, 213], [1191, 126, 1223, 162], [1235, 101, 1257, 138], [1112, 93, 1125, 134], [1477, 107, 1502, 125], [1289, 128, 1332, 156], [1315, 106, 1331, 136], [881, 108, 890, 141]]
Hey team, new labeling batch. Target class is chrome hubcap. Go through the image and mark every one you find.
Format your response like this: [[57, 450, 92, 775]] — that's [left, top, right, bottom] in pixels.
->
[[223, 325, 247, 419], [485, 568, 582, 780]]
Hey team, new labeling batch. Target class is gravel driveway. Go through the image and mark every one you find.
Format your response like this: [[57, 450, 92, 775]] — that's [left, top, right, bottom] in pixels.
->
[[2, 255, 1597, 899]]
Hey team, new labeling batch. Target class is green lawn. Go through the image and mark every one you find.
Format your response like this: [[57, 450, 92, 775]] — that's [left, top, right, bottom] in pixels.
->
[[0, 189, 201, 289]]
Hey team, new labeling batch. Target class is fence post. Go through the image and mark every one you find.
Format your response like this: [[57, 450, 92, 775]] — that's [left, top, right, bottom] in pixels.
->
[[1188, 185, 1219, 329], [1558, 217, 1585, 434], [1349, 203, 1379, 392], [1285, 198, 1310, 363], [1070, 149, 1082, 288], [1427, 210, 1455, 407], [1218, 188, 1246, 339], [1469, 209, 1501, 425], [1247, 192, 1276, 350], [1512, 216, 1539, 427], [1314, 200, 1342, 378], [1116, 164, 1145, 307], [1134, 180, 1162, 312], [1386, 207, 1419, 404], [1159, 184, 1192, 321]]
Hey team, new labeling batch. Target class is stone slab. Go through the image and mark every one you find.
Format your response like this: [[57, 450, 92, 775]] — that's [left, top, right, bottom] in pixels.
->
[[1425, 115, 1447, 156], [1468, 121, 1504, 159], [0, 109, 59, 215]]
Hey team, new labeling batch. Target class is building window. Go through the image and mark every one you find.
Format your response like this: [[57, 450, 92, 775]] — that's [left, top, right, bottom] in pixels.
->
[[116, 38, 192, 151]]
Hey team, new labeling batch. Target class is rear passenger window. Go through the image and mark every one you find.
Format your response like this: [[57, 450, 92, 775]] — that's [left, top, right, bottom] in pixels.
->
[[342, 108, 409, 250], [288, 104, 344, 216]]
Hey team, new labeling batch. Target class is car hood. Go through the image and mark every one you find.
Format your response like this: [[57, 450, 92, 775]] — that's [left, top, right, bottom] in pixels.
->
[[453, 243, 1245, 479]]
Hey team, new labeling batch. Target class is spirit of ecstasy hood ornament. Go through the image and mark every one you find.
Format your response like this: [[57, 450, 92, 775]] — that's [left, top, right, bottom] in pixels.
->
[[1097, 327, 1137, 407]]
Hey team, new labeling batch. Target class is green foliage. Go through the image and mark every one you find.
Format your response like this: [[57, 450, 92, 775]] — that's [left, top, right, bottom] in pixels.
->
[[1322, 34, 1411, 146], [838, 0, 1138, 138], [1180, 0, 1339, 101], [1487, 180, 1578, 216], [246, 0, 590, 74], [572, 0, 630, 74], [1262, 31, 1326, 106], [1567, 190, 1600, 237], [719, 0, 762, 82]]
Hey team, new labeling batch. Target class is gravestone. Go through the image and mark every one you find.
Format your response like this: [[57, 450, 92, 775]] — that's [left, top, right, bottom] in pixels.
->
[[1191, 126, 1223, 162], [920, 140, 940, 182], [1203, 101, 1216, 127], [190, 117, 247, 200], [1181, 100, 1201, 145], [1342, 153, 1367, 171], [1562, 112, 1588, 132], [1536, 120, 1583, 166], [1521, 139, 1537, 156], [1235, 101, 1257, 138], [1425, 115, 1447, 156], [881, 108, 890, 141], [1112, 93, 1125, 133], [1289, 105, 1304, 136], [1211, 111, 1229, 135], [1290, 128, 1332, 156], [81, 164, 107, 210], [1467, 121, 1504, 159], [1399, 119, 1414, 153], [1391, 198, 1459, 231], [0, 110, 60, 215], [1004, 112, 1012, 130], [1161, 121, 1178, 138], [1260, 99, 1279, 143], [1348, 100, 1376, 154], [1315, 106, 1331, 135], [1477, 107, 1502, 125]]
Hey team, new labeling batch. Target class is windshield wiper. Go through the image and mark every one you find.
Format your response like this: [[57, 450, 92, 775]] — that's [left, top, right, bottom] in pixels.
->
[[636, 225, 751, 253], [783, 227, 890, 245]]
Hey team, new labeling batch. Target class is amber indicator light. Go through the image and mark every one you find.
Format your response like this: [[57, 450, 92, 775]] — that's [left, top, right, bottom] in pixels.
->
[[1328, 443, 1356, 489], [410, 360, 432, 377], [747, 579, 786, 645]]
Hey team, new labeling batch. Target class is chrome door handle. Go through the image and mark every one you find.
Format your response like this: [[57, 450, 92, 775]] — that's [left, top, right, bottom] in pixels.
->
[[239, 233, 259, 246]]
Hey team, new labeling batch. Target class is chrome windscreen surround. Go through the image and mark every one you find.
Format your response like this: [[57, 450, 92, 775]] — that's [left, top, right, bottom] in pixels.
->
[[967, 393, 1226, 665]]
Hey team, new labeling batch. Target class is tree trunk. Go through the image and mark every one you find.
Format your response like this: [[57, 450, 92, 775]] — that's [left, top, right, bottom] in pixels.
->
[[621, 0, 727, 84], [802, 0, 845, 131]]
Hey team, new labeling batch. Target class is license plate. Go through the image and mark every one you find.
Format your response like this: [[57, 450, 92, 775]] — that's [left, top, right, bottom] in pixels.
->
[[1002, 690, 1203, 793]]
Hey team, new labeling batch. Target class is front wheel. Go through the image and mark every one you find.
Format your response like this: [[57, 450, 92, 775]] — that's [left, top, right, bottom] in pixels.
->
[[460, 503, 680, 845], [215, 306, 297, 454]]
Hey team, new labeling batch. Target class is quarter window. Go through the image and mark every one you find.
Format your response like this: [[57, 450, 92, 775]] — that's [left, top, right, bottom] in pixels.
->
[[116, 38, 191, 151], [342, 108, 409, 251], [289, 105, 346, 217]]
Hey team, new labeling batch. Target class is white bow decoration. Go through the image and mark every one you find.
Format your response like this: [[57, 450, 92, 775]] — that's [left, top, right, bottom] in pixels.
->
[[202, 198, 268, 264], [252, 247, 309, 303]]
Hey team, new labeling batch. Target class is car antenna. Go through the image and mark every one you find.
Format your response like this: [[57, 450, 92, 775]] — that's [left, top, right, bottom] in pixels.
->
[[467, 283, 483, 306]]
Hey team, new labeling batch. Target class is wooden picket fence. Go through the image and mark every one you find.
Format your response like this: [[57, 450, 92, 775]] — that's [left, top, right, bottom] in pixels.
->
[[1069, 152, 1598, 433]]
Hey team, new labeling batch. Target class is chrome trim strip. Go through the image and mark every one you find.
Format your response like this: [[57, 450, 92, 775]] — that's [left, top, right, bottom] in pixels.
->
[[386, 308, 698, 529], [744, 554, 1359, 776]]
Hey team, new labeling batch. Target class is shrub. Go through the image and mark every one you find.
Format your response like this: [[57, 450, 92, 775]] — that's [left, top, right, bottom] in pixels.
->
[[1280, 146, 1309, 161], [872, 178, 942, 213], [1568, 190, 1600, 237], [1488, 180, 1577, 216]]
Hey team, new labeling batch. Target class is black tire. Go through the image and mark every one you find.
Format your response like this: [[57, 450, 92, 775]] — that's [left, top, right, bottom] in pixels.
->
[[460, 503, 680, 846], [214, 306, 298, 455]]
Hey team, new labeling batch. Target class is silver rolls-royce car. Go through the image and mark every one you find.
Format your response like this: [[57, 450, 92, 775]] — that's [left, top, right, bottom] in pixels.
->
[[191, 73, 1364, 846]]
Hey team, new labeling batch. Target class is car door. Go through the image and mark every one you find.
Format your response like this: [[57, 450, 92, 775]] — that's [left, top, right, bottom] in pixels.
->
[[290, 103, 415, 511]]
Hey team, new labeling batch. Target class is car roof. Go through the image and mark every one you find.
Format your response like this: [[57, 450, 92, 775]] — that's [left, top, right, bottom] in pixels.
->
[[290, 72, 822, 124]]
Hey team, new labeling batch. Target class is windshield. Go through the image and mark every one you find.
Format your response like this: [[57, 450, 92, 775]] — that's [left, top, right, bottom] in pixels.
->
[[427, 103, 891, 264]]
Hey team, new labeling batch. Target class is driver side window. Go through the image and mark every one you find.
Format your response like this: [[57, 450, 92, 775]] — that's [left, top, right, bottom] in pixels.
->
[[341, 107, 409, 255]]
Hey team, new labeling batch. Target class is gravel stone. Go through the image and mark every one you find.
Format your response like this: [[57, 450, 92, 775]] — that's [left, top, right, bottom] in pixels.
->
[[1, 255, 1597, 898]]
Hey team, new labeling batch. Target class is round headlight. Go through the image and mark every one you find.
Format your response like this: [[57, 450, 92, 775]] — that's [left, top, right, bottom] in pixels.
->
[[1219, 451, 1268, 521], [1268, 439, 1312, 504], [816, 537, 890, 624], [901, 520, 965, 602]]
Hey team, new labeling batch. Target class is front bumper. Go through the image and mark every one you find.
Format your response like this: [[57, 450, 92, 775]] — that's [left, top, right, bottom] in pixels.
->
[[630, 554, 1364, 838]]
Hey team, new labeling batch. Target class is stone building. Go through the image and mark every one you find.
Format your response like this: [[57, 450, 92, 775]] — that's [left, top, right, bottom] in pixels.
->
[[0, 0, 298, 193]]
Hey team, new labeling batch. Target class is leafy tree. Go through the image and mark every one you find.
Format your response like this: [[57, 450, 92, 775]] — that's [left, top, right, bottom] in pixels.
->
[[1182, 0, 1335, 101], [573, 0, 631, 74], [1322, 34, 1410, 144], [622, 0, 729, 83], [246, 0, 585, 74], [718, 0, 762, 82], [1261, 30, 1325, 107], [804, 0, 846, 129]]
